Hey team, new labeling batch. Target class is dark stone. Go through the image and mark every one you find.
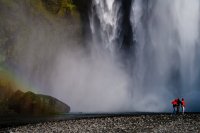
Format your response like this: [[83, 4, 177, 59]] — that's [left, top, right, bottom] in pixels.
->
[[7, 90, 70, 116]]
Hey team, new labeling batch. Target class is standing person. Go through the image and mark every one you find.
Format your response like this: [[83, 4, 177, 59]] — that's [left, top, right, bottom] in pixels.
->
[[171, 99, 177, 114], [176, 98, 181, 114], [181, 98, 186, 114]]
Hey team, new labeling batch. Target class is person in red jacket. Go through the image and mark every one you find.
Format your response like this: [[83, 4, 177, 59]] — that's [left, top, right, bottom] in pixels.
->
[[181, 98, 186, 114], [171, 99, 177, 114]]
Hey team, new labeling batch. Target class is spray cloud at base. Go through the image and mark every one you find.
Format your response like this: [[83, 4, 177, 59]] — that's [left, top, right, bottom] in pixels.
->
[[1, 0, 200, 112]]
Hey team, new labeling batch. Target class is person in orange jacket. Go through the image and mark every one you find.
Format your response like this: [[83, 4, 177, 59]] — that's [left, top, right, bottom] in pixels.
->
[[181, 98, 186, 114]]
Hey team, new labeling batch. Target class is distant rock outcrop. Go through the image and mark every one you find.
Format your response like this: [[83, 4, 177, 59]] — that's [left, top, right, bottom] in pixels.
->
[[7, 90, 70, 116], [0, 68, 70, 116]]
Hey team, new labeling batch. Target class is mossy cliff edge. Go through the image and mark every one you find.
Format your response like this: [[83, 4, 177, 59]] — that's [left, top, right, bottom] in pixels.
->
[[0, 0, 91, 64]]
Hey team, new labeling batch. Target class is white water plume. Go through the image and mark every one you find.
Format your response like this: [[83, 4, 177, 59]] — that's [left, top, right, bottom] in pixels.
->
[[90, 0, 122, 54], [131, 0, 200, 111]]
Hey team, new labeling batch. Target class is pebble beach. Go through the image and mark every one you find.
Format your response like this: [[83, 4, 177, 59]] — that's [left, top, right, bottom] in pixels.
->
[[2, 113, 200, 133]]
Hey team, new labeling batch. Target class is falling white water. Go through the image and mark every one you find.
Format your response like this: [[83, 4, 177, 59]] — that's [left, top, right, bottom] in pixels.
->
[[90, 0, 200, 112], [90, 0, 122, 54], [173, 0, 199, 89]]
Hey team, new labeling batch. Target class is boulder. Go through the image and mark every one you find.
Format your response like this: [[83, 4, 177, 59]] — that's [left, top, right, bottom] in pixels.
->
[[8, 90, 70, 115]]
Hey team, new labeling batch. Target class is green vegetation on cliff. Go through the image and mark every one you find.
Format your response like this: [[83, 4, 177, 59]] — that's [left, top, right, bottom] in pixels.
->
[[0, 0, 78, 16], [41, 0, 76, 16], [0, 0, 82, 66]]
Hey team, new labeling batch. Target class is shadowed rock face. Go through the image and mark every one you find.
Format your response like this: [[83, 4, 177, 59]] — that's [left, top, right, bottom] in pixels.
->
[[42, 0, 61, 14], [7, 90, 70, 116], [0, 76, 70, 116], [41, 0, 77, 16], [0, 68, 70, 116]]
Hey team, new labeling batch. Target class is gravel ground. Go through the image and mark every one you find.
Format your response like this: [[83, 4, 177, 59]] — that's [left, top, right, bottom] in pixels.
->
[[3, 114, 200, 133]]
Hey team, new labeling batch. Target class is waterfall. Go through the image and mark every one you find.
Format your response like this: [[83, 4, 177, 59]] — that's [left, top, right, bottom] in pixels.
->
[[130, 0, 200, 111], [2, 0, 200, 112], [91, 0, 200, 111]]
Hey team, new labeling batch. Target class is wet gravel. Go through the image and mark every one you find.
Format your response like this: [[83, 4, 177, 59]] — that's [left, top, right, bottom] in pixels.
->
[[3, 114, 200, 133]]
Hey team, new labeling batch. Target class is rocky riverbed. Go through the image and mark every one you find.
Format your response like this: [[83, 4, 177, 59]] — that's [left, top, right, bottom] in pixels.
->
[[2, 113, 200, 133]]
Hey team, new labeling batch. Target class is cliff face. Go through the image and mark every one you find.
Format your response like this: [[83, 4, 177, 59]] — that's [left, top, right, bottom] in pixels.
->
[[0, 0, 88, 84], [0, 0, 89, 115], [0, 0, 89, 66], [41, 0, 76, 15], [0, 0, 92, 115]]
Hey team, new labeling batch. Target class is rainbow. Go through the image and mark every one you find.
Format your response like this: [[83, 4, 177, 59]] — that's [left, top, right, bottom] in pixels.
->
[[0, 64, 38, 94]]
